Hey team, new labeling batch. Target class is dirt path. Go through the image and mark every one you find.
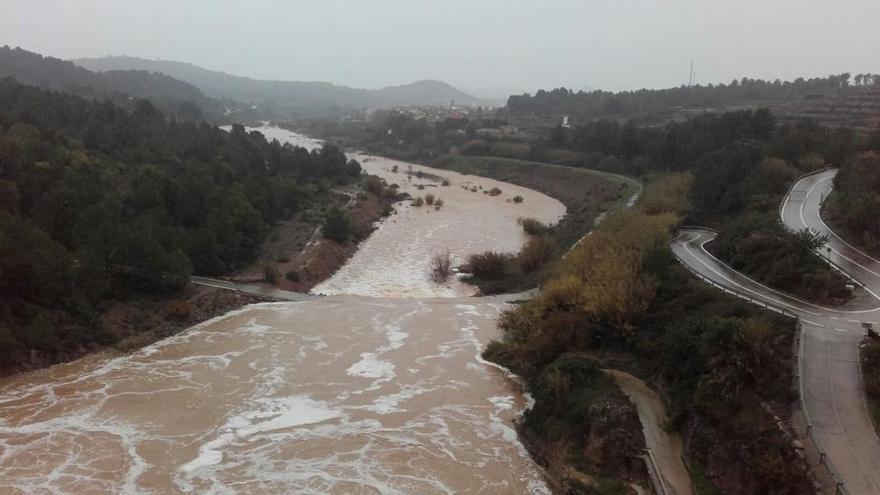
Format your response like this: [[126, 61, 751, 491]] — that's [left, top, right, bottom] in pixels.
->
[[608, 370, 694, 495]]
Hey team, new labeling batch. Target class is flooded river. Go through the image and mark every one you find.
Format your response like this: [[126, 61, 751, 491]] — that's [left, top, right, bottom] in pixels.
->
[[257, 125, 565, 298], [315, 156, 564, 298], [0, 126, 565, 494]]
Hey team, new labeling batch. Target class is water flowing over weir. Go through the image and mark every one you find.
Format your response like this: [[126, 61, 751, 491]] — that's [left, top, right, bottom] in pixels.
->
[[0, 126, 565, 494]]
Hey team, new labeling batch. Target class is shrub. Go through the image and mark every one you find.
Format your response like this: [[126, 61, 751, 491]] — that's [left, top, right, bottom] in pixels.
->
[[276, 255, 291, 263], [323, 207, 352, 243], [425, 193, 435, 205], [429, 250, 452, 283], [441, 179, 450, 186], [166, 300, 192, 320], [519, 236, 557, 272], [467, 251, 510, 279], [460, 139, 492, 155], [365, 176, 385, 195], [285, 270, 300, 282], [412, 196, 425, 207], [263, 265, 280, 284], [416, 184, 425, 190], [520, 217, 549, 236], [513, 195, 524, 203], [391, 165, 399, 173], [435, 199, 444, 208], [488, 187, 502, 196]]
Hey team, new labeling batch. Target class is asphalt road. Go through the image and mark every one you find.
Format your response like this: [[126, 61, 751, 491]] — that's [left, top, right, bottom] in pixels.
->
[[672, 168, 880, 494], [781, 169, 880, 300]]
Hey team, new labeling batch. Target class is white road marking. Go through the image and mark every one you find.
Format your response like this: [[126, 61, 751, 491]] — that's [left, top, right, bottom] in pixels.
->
[[813, 177, 880, 266], [695, 236, 879, 315], [680, 235, 820, 317], [795, 176, 880, 300]]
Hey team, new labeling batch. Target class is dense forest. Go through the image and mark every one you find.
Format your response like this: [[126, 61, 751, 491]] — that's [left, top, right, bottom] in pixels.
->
[[0, 78, 361, 366], [0, 46, 254, 122], [507, 73, 878, 118]]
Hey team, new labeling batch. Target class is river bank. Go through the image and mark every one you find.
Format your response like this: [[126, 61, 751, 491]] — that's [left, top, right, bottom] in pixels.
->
[[0, 285, 274, 378], [0, 126, 583, 493]]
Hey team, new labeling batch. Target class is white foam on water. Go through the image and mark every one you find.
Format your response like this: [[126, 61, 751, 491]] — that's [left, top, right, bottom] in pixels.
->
[[346, 353, 395, 380], [361, 383, 437, 415], [385, 324, 408, 350], [180, 395, 342, 473], [0, 127, 565, 493]]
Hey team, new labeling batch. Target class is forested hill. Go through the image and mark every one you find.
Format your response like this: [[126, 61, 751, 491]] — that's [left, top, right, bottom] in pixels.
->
[[73, 56, 489, 111], [508, 74, 880, 131], [0, 78, 361, 367], [0, 46, 248, 121]]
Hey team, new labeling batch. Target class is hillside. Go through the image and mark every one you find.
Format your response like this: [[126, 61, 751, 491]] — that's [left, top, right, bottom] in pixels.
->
[[767, 87, 880, 133], [508, 75, 880, 132], [0, 46, 240, 120], [0, 77, 363, 371], [73, 56, 489, 110]]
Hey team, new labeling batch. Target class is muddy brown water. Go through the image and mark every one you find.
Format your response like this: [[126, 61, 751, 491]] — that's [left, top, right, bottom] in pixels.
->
[[314, 155, 565, 298], [0, 127, 564, 494]]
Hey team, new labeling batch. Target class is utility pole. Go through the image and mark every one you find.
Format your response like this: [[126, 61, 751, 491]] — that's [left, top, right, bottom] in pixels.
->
[[689, 61, 693, 87]]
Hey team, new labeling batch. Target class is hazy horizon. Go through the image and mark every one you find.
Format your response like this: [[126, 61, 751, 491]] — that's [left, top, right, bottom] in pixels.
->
[[3, 0, 879, 98]]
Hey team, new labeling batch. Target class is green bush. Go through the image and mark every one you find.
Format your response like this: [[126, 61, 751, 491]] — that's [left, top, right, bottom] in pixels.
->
[[365, 175, 385, 195], [467, 251, 510, 279], [323, 207, 352, 243], [520, 217, 549, 236], [518, 236, 557, 272], [263, 265, 280, 284]]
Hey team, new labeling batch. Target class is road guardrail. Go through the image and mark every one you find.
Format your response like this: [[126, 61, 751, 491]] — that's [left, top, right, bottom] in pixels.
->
[[671, 234, 850, 495]]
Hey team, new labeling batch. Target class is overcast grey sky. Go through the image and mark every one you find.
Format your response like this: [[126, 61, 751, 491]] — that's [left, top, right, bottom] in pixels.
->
[[2, 0, 879, 97]]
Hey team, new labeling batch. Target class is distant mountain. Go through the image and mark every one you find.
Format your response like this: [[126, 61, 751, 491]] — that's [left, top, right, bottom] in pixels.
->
[[0, 46, 224, 119], [73, 56, 490, 110]]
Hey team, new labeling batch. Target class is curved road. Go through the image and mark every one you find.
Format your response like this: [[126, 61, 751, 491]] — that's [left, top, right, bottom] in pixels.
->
[[672, 168, 880, 495]]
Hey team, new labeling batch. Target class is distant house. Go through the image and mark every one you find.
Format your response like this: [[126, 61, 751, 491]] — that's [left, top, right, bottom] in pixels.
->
[[499, 125, 518, 135], [476, 128, 502, 138]]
